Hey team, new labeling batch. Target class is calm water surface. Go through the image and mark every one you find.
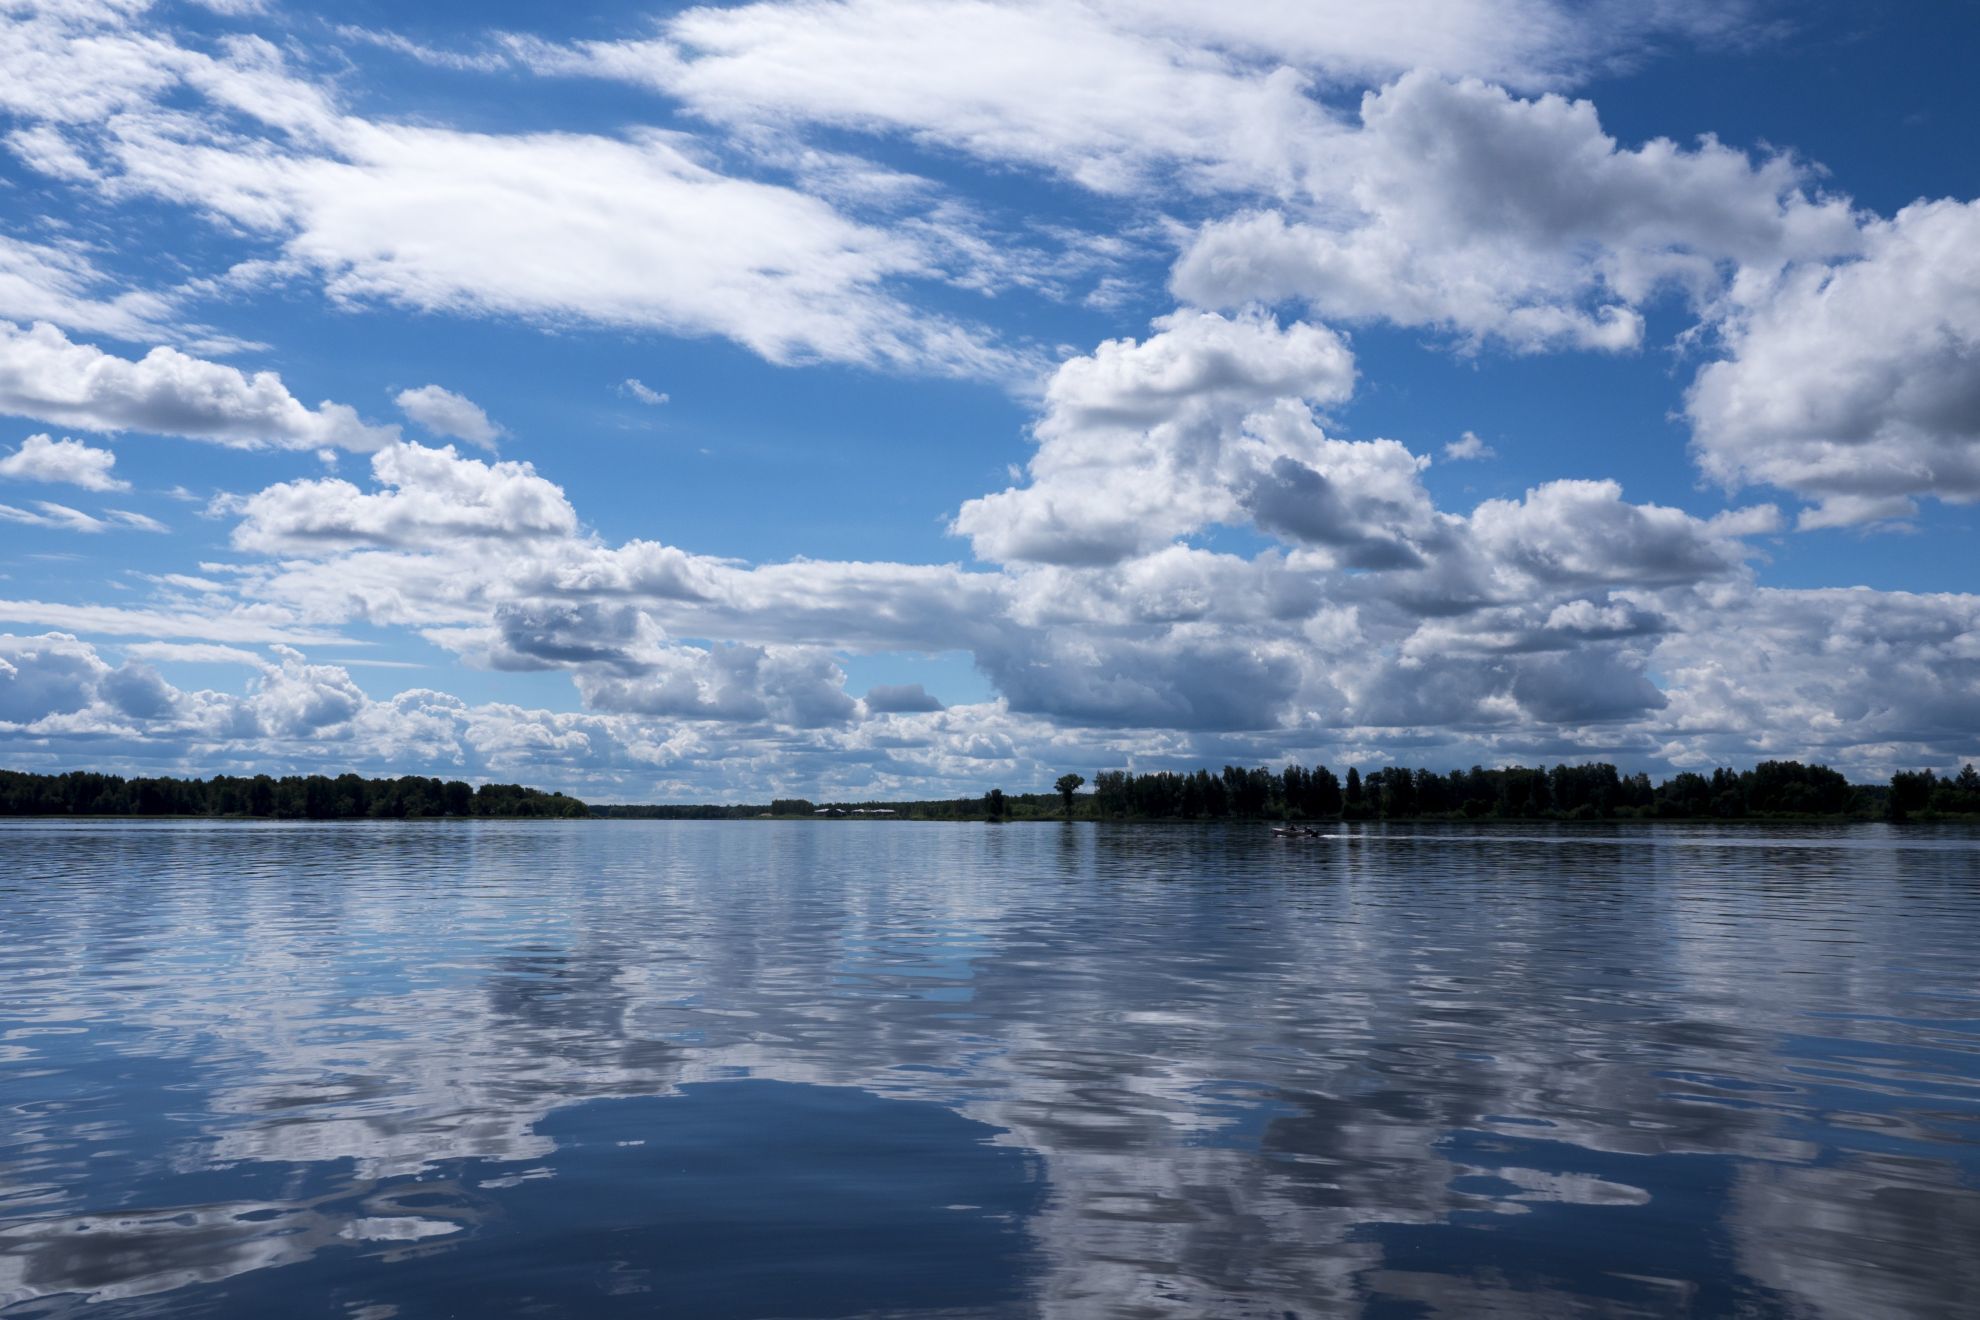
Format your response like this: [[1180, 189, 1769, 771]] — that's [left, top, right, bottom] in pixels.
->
[[2, 820, 1978, 1318]]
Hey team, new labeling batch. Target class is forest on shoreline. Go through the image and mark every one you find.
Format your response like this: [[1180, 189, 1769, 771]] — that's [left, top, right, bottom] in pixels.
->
[[6, 760, 1978, 825], [0, 770, 590, 819], [598, 759, 1980, 823]]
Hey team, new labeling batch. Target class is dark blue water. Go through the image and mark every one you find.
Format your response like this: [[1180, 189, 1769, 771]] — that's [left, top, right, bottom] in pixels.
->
[[2, 821, 1978, 1318]]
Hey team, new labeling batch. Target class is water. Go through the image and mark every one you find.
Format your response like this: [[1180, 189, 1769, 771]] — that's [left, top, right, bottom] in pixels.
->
[[2, 820, 1978, 1318]]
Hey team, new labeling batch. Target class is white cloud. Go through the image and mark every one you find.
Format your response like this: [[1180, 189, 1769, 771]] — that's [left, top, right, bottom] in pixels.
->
[[0, 321, 401, 450], [332, 24, 515, 74], [0, 432, 128, 490], [0, 630, 108, 723], [953, 309, 1362, 565], [0, 279, 1851, 779], [0, 498, 165, 534], [106, 508, 167, 532], [864, 682, 943, 713], [1650, 585, 1980, 770], [0, 598, 353, 645], [1171, 73, 1861, 353], [1687, 198, 1980, 527], [123, 641, 266, 666], [576, 641, 860, 728], [0, 1, 1971, 791], [525, 0, 1751, 197], [143, 331, 1808, 758], [105, 115, 1020, 380], [0, 1, 186, 129], [0, 232, 176, 339], [0, 0, 1831, 404], [3, 124, 97, 181], [0, 5, 1026, 383], [229, 442, 578, 553], [530, 0, 1340, 197], [394, 384, 503, 448], [1443, 431, 1494, 461], [0, 1, 1802, 396], [1467, 480, 1772, 589], [250, 644, 365, 736]]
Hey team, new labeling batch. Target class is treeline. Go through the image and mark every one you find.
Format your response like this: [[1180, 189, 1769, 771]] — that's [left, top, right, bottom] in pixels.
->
[[0, 770, 590, 820], [594, 761, 1980, 824], [593, 792, 1069, 821], [1081, 759, 1979, 822], [1890, 767, 1980, 820]]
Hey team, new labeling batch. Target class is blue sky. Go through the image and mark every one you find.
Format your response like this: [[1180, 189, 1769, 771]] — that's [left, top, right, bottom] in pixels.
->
[[1, 0, 1976, 800]]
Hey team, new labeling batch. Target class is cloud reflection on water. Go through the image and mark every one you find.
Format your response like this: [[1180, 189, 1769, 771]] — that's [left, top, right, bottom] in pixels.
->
[[1, 820, 1977, 1316]]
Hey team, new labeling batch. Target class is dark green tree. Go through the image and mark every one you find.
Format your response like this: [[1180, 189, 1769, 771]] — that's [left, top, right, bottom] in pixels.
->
[[1054, 773, 1084, 817], [1889, 769, 1937, 820]]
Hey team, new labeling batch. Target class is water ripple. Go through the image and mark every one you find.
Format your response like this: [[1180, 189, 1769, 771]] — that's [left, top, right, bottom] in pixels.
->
[[1, 819, 1977, 1317]]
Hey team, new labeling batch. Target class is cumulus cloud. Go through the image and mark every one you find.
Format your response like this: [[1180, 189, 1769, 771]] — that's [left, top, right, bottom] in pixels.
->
[[1171, 73, 1860, 352], [0, 321, 400, 450], [1651, 585, 1980, 769], [1687, 198, 1980, 527], [0, 432, 127, 490], [864, 682, 943, 713], [5, 507, 1977, 789], [0, 631, 108, 723], [394, 384, 503, 447], [1, 1, 1971, 791], [953, 309, 1361, 565], [1443, 431, 1494, 461], [577, 641, 859, 728], [148, 328, 1797, 759], [1467, 480, 1772, 589], [0, 629, 1053, 799], [229, 442, 577, 553], [981, 616, 1309, 730], [250, 644, 366, 736], [619, 378, 668, 405]]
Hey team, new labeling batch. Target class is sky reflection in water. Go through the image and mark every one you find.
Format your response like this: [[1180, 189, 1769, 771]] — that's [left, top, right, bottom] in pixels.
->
[[2, 820, 1978, 1317]]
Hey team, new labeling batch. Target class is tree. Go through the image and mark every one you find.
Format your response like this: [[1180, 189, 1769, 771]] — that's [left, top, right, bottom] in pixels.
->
[[984, 787, 1007, 820], [1054, 773, 1084, 818], [1944, 764, 1980, 814], [1889, 769, 1937, 820], [1313, 766, 1342, 817]]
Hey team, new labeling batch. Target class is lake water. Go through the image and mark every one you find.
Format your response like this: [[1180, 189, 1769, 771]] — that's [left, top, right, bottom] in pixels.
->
[[2, 820, 1978, 1318]]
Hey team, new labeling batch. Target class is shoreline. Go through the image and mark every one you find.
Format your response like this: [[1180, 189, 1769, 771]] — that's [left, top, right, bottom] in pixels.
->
[[6, 812, 1977, 826]]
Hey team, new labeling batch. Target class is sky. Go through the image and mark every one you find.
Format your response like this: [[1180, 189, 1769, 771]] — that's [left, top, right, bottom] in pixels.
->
[[0, 0, 1976, 802]]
